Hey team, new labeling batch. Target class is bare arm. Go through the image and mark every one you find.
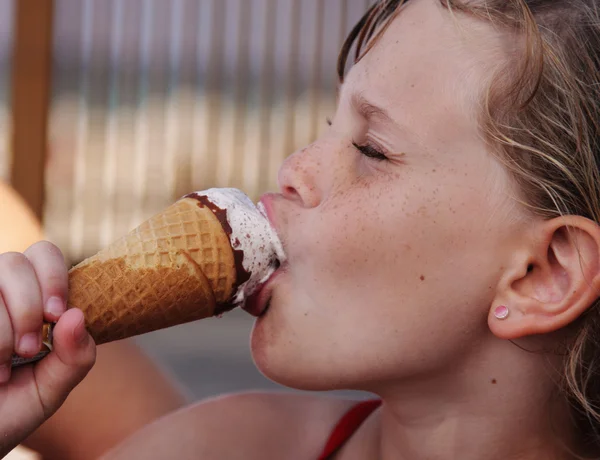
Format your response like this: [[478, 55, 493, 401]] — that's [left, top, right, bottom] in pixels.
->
[[0, 182, 45, 253], [23, 340, 186, 460], [100, 391, 359, 460]]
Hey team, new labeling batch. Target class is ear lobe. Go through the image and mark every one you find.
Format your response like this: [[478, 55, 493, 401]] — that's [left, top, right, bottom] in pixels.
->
[[489, 217, 600, 340]]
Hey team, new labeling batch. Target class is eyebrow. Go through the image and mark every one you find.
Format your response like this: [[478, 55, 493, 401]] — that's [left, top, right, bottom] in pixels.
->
[[346, 90, 423, 153], [350, 93, 395, 126]]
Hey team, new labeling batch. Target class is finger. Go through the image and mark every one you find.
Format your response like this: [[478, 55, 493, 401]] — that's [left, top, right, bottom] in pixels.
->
[[33, 308, 96, 415], [0, 295, 13, 383], [0, 252, 43, 357], [24, 241, 68, 322]]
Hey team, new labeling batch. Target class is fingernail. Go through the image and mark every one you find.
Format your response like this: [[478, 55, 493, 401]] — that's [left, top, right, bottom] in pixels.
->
[[46, 296, 66, 318], [19, 332, 41, 355], [73, 318, 89, 346], [0, 364, 10, 383]]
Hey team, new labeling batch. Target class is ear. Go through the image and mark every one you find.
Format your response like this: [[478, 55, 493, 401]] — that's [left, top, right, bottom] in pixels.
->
[[489, 216, 600, 340]]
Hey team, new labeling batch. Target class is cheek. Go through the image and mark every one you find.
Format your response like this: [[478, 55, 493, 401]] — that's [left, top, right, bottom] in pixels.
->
[[291, 182, 400, 277], [290, 213, 383, 303], [289, 189, 425, 298]]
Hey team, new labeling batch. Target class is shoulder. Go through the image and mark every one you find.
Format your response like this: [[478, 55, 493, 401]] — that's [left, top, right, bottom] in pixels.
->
[[101, 391, 362, 460], [0, 182, 44, 252]]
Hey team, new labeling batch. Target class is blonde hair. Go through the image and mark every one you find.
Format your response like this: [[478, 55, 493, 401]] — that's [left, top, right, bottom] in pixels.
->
[[339, 0, 600, 455]]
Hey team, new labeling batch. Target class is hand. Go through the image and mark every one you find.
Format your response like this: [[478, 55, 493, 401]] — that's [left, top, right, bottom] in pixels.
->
[[0, 241, 96, 456]]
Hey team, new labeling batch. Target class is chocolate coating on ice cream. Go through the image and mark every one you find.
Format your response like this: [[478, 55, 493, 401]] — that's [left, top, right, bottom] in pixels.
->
[[184, 188, 285, 308], [186, 193, 251, 291], [189, 193, 233, 234]]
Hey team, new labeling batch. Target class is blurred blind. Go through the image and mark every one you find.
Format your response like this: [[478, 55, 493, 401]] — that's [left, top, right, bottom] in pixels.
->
[[0, 0, 14, 181], [44, 0, 373, 263]]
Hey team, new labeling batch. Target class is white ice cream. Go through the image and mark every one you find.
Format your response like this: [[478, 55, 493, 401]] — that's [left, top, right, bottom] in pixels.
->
[[190, 188, 285, 306]]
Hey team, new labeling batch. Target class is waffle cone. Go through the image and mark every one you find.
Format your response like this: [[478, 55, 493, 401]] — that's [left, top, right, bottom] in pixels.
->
[[67, 197, 237, 344]]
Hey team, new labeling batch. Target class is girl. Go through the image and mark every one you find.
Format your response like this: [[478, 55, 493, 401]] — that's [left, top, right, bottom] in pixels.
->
[[3, 0, 600, 458]]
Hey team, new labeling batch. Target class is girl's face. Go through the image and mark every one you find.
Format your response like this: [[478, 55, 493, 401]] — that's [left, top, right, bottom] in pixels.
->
[[251, 0, 531, 391]]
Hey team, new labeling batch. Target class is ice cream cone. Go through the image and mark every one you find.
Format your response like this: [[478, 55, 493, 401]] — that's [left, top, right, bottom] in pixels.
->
[[67, 197, 237, 344], [11, 188, 284, 368]]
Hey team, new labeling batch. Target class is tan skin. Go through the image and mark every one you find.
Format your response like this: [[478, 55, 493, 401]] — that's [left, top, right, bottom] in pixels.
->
[[22, 340, 186, 460], [2, 0, 600, 458], [0, 181, 185, 459]]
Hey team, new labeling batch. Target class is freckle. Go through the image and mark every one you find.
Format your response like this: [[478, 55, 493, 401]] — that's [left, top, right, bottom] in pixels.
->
[[491, 379, 497, 384], [420, 275, 425, 281]]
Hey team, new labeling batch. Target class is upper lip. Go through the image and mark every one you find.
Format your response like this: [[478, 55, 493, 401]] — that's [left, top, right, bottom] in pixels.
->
[[259, 193, 284, 246], [259, 193, 278, 229]]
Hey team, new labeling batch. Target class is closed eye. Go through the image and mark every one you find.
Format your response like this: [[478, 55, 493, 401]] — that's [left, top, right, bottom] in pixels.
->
[[327, 117, 389, 161], [352, 142, 388, 161]]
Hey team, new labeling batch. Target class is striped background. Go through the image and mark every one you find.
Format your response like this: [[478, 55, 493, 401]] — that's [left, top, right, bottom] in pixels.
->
[[0, 0, 374, 263]]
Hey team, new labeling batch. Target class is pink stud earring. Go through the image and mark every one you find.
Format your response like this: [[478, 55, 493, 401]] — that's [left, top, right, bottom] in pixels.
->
[[494, 305, 509, 320]]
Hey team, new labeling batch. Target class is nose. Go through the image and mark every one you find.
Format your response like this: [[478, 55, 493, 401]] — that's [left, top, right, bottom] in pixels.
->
[[277, 144, 323, 208]]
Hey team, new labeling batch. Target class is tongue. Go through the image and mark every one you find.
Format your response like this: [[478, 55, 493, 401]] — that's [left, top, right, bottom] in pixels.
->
[[242, 285, 269, 317]]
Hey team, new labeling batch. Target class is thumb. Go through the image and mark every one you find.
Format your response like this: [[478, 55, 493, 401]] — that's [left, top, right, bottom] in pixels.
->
[[33, 308, 96, 416]]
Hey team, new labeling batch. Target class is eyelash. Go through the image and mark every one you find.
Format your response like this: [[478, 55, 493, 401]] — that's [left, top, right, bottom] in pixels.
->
[[352, 142, 388, 161], [326, 117, 388, 162]]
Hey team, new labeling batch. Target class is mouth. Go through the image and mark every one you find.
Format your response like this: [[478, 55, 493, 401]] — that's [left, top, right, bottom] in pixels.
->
[[258, 193, 279, 230], [243, 193, 286, 318], [242, 262, 285, 317]]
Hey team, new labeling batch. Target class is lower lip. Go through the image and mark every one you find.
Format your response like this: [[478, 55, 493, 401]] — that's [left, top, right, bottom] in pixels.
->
[[242, 267, 284, 317]]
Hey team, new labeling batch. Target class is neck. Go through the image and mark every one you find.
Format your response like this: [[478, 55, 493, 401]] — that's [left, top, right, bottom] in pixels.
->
[[358, 336, 580, 460]]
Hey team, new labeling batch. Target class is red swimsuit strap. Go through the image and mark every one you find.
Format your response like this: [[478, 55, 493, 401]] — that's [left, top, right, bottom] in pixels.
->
[[317, 399, 382, 460]]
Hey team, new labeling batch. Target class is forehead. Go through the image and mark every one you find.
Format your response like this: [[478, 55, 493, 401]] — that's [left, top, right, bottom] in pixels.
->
[[341, 0, 506, 151]]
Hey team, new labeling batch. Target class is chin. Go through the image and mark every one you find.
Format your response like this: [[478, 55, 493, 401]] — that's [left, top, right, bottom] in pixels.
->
[[252, 352, 346, 392], [249, 305, 304, 388], [249, 303, 355, 392]]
